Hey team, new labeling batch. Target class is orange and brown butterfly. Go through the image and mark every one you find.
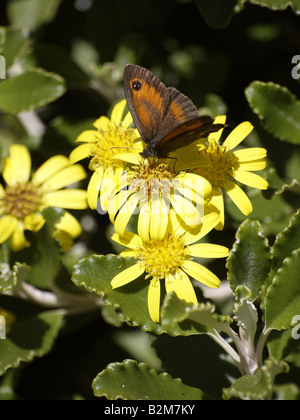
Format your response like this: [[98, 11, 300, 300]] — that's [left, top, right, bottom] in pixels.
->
[[123, 64, 225, 159]]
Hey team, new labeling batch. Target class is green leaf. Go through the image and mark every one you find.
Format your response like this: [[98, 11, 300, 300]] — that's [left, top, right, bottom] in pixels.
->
[[72, 254, 219, 337], [249, 0, 300, 14], [0, 68, 65, 114], [195, 0, 246, 29], [1, 27, 29, 69], [265, 249, 300, 331], [17, 207, 64, 289], [227, 220, 271, 301], [93, 359, 205, 400], [0, 262, 28, 293], [267, 329, 300, 362], [245, 81, 300, 144], [0, 311, 64, 375], [271, 209, 300, 277], [223, 359, 288, 400], [233, 286, 258, 347], [162, 292, 232, 333], [7, 0, 62, 31]]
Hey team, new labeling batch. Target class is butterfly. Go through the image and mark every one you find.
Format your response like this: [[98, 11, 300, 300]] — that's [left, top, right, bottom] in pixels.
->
[[123, 64, 225, 159]]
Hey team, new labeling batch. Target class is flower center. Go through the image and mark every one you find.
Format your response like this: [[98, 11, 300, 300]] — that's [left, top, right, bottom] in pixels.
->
[[89, 122, 138, 170], [195, 141, 239, 188], [3, 183, 40, 219], [129, 158, 175, 199], [135, 232, 188, 280]]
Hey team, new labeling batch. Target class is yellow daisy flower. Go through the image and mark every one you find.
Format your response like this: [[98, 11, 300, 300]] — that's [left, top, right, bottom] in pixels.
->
[[189, 116, 268, 229], [110, 211, 229, 323], [0, 144, 87, 252], [69, 99, 143, 211], [107, 154, 216, 242]]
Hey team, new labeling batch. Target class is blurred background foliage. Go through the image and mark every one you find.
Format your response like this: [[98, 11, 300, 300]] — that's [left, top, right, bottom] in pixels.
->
[[0, 0, 300, 400]]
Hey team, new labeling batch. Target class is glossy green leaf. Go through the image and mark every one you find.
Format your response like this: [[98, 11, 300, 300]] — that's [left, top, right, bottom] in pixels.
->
[[1, 27, 29, 69], [93, 359, 205, 400], [227, 220, 271, 301], [0, 311, 64, 375], [265, 249, 300, 331], [249, 0, 300, 14], [17, 207, 64, 289], [72, 254, 219, 336], [0, 68, 65, 114], [162, 292, 232, 333], [233, 286, 258, 346], [267, 329, 300, 362], [223, 359, 288, 400], [0, 262, 28, 293], [7, 0, 62, 31], [245, 81, 300, 144], [271, 209, 300, 276], [195, 0, 246, 29]]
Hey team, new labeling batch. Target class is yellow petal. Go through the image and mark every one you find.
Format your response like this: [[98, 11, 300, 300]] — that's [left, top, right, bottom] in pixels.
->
[[122, 111, 134, 128], [234, 170, 269, 190], [24, 213, 45, 232], [209, 189, 224, 231], [111, 231, 142, 249], [182, 260, 221, 288], [149, 198, 169, 240], [43, 190, 88, 209], [87, 170, 103, 210], [176, 173, 212, 200], [3, 145, 31, 186], [10, 221, 29, 252], [137, 204, 151, 242], [111, 263, 145, 289], [224, 180, 253, 216], [171, 194, 203, 227], [166, 271, 197, 304], [0, 215, 17, 243], [188, 243, 229, 258], [148, 279, 161, 323], [99, 169, 118, 212], [0, 184, 5, 199], [111, 99, 127, 125], [237, 160, 267, 172], [93, 116, 110, 131], [41, 164, 86, 192], [114, 194, 139, 236], [208, 115, 227, 144], [113, 152, 142, 165], [56, 212, 82, 239], [223, 121, 254, 151], [233, 148, 267, 162], [69, 143, 92, 164], [76, 129, 99, 143], [32, 155, 70, 186]]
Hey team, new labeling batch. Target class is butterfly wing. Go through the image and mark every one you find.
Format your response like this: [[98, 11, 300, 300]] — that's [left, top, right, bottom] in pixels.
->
[[124, 64, 225, 157], [123, 64, 170, 144], [157, 116, 225, 156]]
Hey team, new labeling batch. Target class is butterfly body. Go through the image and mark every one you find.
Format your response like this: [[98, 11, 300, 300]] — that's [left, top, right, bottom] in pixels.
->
[[124, 64, 224, 158]]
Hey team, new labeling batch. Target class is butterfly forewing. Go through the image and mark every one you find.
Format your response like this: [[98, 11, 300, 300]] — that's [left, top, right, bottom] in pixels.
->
[[124, 64, 170, 143]]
